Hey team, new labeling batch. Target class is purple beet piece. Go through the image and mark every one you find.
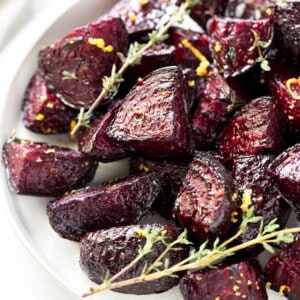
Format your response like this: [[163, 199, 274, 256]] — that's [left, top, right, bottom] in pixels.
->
[[174, 152, 236, 243], [265, 238, 300, 300], [231, 155, 290, 255], [268, 62, 300, 139], [107, 66, 194, 159], [2, 138, 97, 196], [209, 17, 273, 77], [22, 72, 77, 134], [108, 0, 180, 40], [38, 17, 128, 109], [180, 259, 267, 300], [217, 96, 286, 164], [192, 69, 245, 149], [80, 224, 189, 294], [78, 101, 128, 162], [267, 143, 300, 217], [47, 173, 160, 241], [273, 1, 300, 65]]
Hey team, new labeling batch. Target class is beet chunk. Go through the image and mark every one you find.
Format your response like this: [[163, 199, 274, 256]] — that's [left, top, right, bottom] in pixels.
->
[[47, 173, 160, 241], [107, 66, 194, 159], [265, 238, 300, 300], [209, 17, 272, 77], [174, 152, 236, 243], [217, 96, 286, 164], [267, 144, 300, 217], [180, 259, 267, 300], [231, 155, 290, 255], [2, 139, 97, 196], [273, 1, 300, 65], [38, 18, 128, 109], [78, 101, 128, 162], [22, 72, 76, 134], [80, 224, 188, 294]]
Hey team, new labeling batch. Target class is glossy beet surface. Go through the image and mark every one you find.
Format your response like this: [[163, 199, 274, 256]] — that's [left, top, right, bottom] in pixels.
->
[[217, 96, 286, 164], [232, 155, 290, 255], [209, 17, 272, 77], [2, 139, 97, 196], [22, 72, 76, 134], [107, 66, 194, 159], [78, 101, 128, 162], [267, 144, 300, 216], [180, 259, 267, 300], [38, 18, 128, 109], [174, 152, 236, 243], [47, 173, 160, 241], [80, 224, 188, 294], [265, 239, 300, 300]]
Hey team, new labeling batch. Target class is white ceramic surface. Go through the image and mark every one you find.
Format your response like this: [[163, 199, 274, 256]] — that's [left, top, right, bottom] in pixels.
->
[[0, 0, 292, 299]]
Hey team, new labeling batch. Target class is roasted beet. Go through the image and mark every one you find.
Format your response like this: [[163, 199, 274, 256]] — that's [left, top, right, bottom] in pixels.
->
[[268, 63, 300, 139], [22, 72, 77, 134], [231, 155, 290, 255], [78, 101, 128, 162], [108, 0, 180, 40], [217, 96, 286, 164], [273, 0, 300, 65], [47, 173, 160, 241], [2, 138, 97, 196], [267, 144, 300, 217], [180, 259, 267, 300], [38, 18, 128, 109], [265, 238, 300, 300], [107, 66, 194, 159], [174, 152, 236, 243], [209, 17, 273, 77], [80, 224, 188, 294]]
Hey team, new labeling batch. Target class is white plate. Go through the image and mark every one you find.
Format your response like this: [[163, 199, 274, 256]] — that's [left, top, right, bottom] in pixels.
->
[[0, 0, 291, 299]]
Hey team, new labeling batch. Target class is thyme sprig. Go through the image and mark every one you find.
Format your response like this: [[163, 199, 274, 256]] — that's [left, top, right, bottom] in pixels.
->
[[82, 207, 300, 298], [70, 0, 197, 138]]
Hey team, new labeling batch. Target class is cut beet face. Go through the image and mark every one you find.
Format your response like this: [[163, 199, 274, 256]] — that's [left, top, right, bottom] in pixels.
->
[[231, 155, 290, 255], [265, 238, 300, 300], [209, 17, 272, 77], [80, 224, 188, 294], [22, 72, 77, 134], [107, 66, 194, 159], [38, 17, 128, 109], [2, 139, 97, 196], [217, 96, 286, 164], [174, 152, 236, 243], [108, 0, 180, 40], [78, 101, 128, 162], [180, 259, 267, 300], [47, 173, 160, 241], [267, 144, 300, 217]]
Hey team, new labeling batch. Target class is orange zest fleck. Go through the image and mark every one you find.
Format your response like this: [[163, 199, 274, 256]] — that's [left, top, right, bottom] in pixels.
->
[[286, 77, 300, 100], [35, 113, 45, 121], [88, 38, 114, 52], [128, 12, 137, 23]]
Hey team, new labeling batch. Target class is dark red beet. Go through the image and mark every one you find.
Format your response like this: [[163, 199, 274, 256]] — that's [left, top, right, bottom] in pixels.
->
[[174, 152, 236, 243], [268, 63, 300, 139], [209, 17, 273, 77], [78, 101, 128, 162], [267, 144, 300, 217], [180, 259, 267, 300], [265, 239, 300, 300], [38, 18, 128, 109], [107, 66, 194, 159], [2, 138, 97, 196], [231, 155, 290, 255], [80, 224, 188, 294], [217, 96, 286, 164], [108, 0, 180, 40], [47, 173, 160, 241], [22, 72, 77, 134], [273, 1, 300, 65]]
